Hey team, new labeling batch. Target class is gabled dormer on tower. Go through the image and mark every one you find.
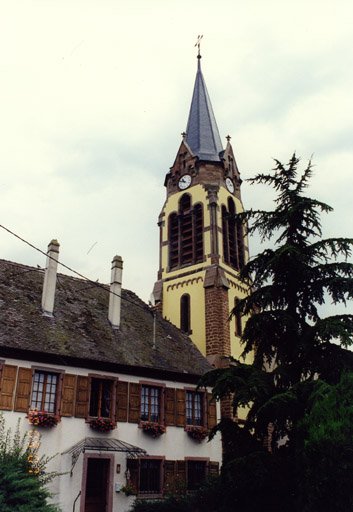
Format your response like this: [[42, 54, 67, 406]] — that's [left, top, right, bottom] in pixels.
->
[[153, 54, 250, 367]]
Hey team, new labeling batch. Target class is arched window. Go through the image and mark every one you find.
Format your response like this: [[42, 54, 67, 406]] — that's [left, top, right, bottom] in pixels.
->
[[169, 213, 179, 269], [180, 195, 192, 265], [222, 198, 245, 270], [194, 204, 203, 263], [168, 194, 204, 269], [234, 297, 242, 337], [180, 294, 191, 333], [222, 205, 229, 264]]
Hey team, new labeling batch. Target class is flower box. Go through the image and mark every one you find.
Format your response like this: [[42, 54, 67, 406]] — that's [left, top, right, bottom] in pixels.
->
[[121, 480, 137, 496], [28, 410, 60, 428], [139, 421, 166, 437], [185, 426, 208, 441], [88, 417, 115, 432]]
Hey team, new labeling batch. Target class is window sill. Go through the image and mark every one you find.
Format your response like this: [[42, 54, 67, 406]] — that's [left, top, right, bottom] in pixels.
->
[[137, 494, 163, 499]]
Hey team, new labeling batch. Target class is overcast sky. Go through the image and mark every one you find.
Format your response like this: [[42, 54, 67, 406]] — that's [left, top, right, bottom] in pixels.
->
[[1, 0, 352, 309]]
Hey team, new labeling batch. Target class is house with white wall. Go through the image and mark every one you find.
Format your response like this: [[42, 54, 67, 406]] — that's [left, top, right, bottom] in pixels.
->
[[0, 241, 221, 512]]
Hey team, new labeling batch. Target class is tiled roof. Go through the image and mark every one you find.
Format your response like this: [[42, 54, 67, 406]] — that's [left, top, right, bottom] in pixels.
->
[[0, 259, 212, 378], [185, 57, 223, 162]]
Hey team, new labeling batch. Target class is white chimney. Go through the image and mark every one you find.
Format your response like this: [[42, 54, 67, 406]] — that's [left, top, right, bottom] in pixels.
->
[[41, 239, 60, 316], [108, 255, 123, 329]]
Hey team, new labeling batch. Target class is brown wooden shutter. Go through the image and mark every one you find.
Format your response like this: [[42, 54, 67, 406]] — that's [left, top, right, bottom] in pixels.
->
[[128, 383, 141, 423], [75, 376, 89, 418], [176, 388, 186, 427], [208, 461, 219, 476], [165, 387, 176, 426], [164, 460, 176, 493], [116, 381, 129, 422], [14, 367, 33, 412], [60, 374, 77, 417], [127, 458, 139, 490], [207, 392, 217, 429], [0, 365, 18, 411], [176, 460, 187, 492]]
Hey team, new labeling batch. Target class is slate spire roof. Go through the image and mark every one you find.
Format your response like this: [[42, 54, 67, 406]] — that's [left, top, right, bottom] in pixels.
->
[[185, 55, 224, 162]]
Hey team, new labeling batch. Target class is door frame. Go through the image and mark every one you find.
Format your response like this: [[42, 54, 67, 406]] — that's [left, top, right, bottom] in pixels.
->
[[80, 453, 114, 512]]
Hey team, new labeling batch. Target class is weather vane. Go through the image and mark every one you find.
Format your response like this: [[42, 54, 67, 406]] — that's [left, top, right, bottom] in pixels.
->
[[195, 35, 203, 57]]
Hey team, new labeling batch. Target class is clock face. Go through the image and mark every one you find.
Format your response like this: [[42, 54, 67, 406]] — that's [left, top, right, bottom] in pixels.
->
[[178, 174, 192, 190], [226, 178, 234, 193]]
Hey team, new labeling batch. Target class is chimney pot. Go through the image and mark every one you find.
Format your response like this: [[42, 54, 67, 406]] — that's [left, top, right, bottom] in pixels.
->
[[108, 255, 123, 329], [41, 239, 60, 316]]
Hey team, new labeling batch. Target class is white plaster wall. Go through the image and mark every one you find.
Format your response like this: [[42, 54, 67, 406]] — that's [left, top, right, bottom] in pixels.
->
[[2, 358, 222, 512]]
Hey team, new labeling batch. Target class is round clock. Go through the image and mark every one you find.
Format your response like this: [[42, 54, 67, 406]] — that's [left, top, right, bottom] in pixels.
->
[[226, 178, 234, 193], [178, 174, 192, 190]]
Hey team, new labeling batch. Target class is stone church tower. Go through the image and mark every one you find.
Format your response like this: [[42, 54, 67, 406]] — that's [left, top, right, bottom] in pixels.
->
[[153, 54, 250, 368]]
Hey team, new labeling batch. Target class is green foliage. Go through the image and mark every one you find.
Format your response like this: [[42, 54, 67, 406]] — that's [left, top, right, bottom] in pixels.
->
[[132, 496, 195, 512], [297, 372, 353, 511], [199, 155, 353, 510], [0, 414, 61, 512]]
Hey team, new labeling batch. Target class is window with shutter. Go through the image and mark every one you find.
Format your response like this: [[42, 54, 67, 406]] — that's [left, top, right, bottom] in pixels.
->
[[60, 374, 76, 417], [164, 388, 176, 426], [89, 378, 113, 418], [116, 381, 128, 422], [207, 392, 217, 429], [141, 386, 160, 423], [163, 460, 176, 494], [0, 364, 18, 411], [186, 391, 204, 426], [139, 459, 162, 495], [187, 460, 207, 491], [14, 367, 33, 412], [75, 376, 90, 418], [176, 389, 186, 427], [128, 383, 141, 423], [31, 371, 59, 413]]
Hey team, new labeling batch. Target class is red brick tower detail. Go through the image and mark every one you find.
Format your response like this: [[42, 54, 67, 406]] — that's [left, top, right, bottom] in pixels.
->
[[204, 266, 231, 365]]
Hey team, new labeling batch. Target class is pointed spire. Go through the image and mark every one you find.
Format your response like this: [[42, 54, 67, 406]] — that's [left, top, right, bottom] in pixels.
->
[[185, 55, 223, 162]]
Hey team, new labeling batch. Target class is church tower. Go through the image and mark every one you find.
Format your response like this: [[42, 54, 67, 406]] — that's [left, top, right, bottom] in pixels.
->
[[153, 52, 250, 368]]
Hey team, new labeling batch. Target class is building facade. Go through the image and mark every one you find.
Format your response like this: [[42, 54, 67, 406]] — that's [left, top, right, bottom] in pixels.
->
[[0, 244, 221, 512]]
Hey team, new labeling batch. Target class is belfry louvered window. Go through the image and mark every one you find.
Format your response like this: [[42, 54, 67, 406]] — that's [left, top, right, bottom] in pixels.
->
[[222, 197, 245, 270], [168, 194, 203, 269]]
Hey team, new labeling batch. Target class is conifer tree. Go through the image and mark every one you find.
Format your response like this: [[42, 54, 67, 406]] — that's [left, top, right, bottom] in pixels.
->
[[200, 155, 353, 510], [0, 414, 61, 512]]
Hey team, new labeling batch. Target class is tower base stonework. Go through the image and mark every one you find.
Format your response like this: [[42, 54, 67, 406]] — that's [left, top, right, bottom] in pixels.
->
[[204, 266, 231, 365]]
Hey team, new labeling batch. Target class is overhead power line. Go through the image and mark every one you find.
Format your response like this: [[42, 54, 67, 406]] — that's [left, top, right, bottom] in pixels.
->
[[0, 223, 151, 313]]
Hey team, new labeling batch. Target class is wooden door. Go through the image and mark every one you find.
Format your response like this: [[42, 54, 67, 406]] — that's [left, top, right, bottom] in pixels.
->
[[84, 458, 110, 512]]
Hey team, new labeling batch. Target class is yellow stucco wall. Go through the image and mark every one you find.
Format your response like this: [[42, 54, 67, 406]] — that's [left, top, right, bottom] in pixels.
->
[[162, 270, 206, 356]]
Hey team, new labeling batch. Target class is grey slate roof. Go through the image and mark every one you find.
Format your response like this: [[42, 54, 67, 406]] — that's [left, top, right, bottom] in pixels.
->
[[0, 259, 212, 379], [185, 57, 224, 162]]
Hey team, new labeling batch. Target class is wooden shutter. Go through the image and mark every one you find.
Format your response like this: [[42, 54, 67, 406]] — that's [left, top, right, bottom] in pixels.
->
[[60, 374, 77, 417], [75, 376, 89, 418], [207, 392, 217, 429], [208, 461, 219, 476], [14, 367, 33, 412], [176, 388, 186, 427], [127, 458, 139, 490], [165, 387, 176, 426], [176, 460, 187, 492], [164, 460, 176, 493], [0, 365, 18, 410], [128, 383, 141, 423], [116, 381, 129, 422]]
